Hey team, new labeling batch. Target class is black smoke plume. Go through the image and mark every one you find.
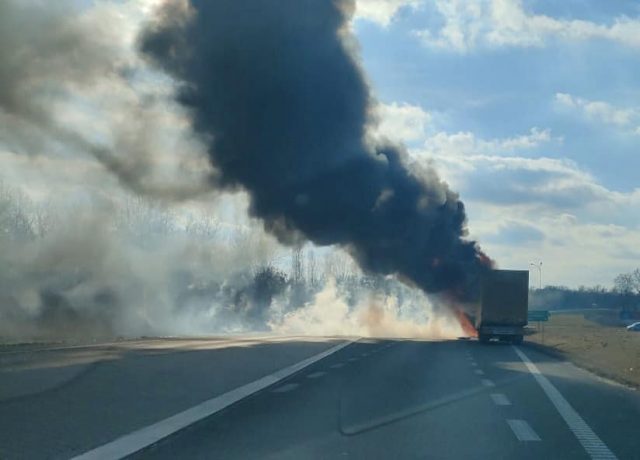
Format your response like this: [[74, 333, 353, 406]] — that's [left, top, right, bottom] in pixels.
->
[[140, 0, 492, 300]]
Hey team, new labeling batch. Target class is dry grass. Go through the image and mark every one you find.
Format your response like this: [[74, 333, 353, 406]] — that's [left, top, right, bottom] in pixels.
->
[[527, 313, 640, 388]]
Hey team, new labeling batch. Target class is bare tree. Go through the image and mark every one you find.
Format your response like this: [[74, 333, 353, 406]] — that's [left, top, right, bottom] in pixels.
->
[[115, 196, 176, 242], [632, 268, 640, 294], [31, 202, 56, 238], [0, 183, 34, 241], [185, 214, 219, 240], [322, 249, 359, 285], [306, 248, 317, 287], [614, 272, 636, 294], [291, 246, 304, 284]]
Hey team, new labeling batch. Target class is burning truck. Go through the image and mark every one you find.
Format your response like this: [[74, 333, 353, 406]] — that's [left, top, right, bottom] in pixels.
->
[[471, 269, 530, 344]]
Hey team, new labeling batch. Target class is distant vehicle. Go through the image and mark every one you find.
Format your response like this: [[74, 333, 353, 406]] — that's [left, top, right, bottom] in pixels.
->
[[476, 269, 529, 344], [626, 322, 640, 331]]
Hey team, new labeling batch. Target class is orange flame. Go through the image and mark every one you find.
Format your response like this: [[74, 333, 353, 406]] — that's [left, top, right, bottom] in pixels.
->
[[454, 309, 477, 337]]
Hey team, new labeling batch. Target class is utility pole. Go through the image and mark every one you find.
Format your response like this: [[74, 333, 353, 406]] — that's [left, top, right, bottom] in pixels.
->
[[529, 261, 542, 289]]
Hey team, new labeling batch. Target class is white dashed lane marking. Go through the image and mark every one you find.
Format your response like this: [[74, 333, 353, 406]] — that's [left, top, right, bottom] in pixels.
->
[[481, 379, 495, 387], [271, 383, 299, 393], [474, 369, 484, 375], [306, 371, 326, 379], [348, 357, 358, 362], [514, 346, 618, 459], [470, 362, 478, 367], [330, 363, 345, 369], [507, 419, 541, 441], [490, 393, 511, 406]]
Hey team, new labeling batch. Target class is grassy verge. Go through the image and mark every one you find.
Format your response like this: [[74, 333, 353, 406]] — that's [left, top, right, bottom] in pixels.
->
[[526, 313, 640, 388]]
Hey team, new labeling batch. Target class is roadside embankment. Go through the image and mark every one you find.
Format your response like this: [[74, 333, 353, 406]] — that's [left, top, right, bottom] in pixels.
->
[[527, 312, 640, 388]]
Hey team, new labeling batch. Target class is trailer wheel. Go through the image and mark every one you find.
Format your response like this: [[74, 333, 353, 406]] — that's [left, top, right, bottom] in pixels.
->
[[512, 335, 523, 345], [478, 333, 490, 343]]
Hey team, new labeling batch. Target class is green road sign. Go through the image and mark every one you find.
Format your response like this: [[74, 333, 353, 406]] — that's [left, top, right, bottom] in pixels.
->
[[528, 310, 550, 322]]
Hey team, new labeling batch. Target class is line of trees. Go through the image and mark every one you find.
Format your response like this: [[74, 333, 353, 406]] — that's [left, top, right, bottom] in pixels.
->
[[529, 268, 640, 312]]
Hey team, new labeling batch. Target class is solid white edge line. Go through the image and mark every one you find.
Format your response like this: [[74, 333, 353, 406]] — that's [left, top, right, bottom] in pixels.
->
[[513, 346, 618, 460], [71, 339, 356, 460]]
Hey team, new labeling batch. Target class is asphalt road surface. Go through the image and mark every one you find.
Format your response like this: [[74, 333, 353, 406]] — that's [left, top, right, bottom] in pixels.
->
[[1, 337, 639, 459]]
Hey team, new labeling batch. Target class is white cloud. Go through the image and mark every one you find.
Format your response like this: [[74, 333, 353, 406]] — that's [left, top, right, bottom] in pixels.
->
[[355, 0, 421, 27], [422, 127, 554, 157], [373, 101, 555, 150], [419, 129, 640, 287], [555, 93, 638, 131], [467, 202, 640, 288], [414, 0, 640, 52], [371, 102, 432, 144], [414, 129, 640, 218]]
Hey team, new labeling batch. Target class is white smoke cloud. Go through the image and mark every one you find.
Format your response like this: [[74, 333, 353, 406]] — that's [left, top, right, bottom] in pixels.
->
[[0, 0, 214, 200], [0, 180, 288, 341], [270, 279, 463, 339]]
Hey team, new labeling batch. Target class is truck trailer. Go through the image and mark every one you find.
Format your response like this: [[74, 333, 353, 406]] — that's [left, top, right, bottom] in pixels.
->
[[476, 269, 529, 344]]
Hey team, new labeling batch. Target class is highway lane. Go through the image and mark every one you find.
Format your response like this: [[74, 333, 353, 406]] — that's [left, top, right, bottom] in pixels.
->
[[0, 336, 347, 459], [133, 340, 640, 460], [2, 337, 639, 459]]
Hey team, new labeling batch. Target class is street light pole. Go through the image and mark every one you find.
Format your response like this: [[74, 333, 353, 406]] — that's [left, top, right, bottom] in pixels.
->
[[529, 261, 542, 289]]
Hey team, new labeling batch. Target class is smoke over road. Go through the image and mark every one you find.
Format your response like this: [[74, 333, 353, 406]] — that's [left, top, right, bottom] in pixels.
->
[[141, 0, 492, 300]]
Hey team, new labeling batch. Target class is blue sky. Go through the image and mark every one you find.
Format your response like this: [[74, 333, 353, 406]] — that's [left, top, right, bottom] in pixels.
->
[[353, 0, 640, 287]]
